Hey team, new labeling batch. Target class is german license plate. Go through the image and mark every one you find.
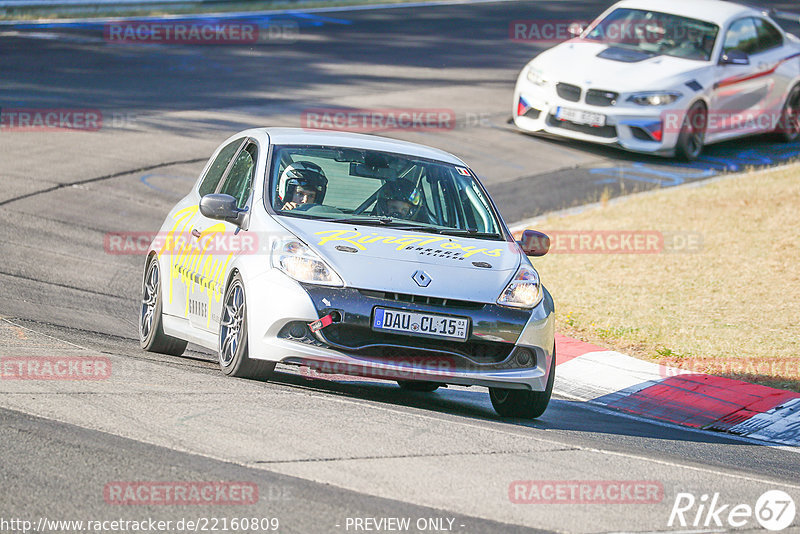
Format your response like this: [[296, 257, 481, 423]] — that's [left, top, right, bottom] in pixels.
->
[[372, 308, 469, 341], [556, 107, 606, 126]]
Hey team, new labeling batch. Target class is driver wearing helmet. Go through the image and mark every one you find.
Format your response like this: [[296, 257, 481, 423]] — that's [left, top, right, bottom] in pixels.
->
[[375, 179, 423, 220], [277, 161, 328, 211]]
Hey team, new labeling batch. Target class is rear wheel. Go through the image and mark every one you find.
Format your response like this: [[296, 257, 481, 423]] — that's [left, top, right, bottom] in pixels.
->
[[218, 272, 275, 380], [489, 347, 555, 419], [397, 380, 440, 392], [676, 102, 707, 161], [776, 84, 800, 142], [139, 255, 187, 356]]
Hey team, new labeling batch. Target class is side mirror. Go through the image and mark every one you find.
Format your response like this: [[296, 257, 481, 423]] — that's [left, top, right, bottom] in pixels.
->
[[720, 49, 749, 66], [568, 22, 586, 37], [517, 229, 550, 257], [199, 194, 247, 226]]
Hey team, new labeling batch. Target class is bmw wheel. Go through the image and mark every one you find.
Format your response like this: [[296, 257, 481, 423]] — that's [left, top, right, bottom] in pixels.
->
[[140, 255, 187, 356], [777, 84, 800, 142], [219, 272, 275, 380], [676, 102, 707, 161], [489, 346, 555, 419]]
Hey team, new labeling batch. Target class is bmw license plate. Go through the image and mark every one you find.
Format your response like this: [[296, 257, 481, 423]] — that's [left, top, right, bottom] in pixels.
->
[[372, 308, 469, 341], [556, 107, 606, 127]]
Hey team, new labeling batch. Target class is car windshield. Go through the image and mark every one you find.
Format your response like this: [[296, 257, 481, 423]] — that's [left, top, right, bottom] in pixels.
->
[[585, 8, 719, 61], [268, 145, 503, 238]]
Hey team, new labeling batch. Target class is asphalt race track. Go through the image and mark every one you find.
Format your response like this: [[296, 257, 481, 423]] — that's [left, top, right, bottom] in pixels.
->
[[1, 1, 799, 532]]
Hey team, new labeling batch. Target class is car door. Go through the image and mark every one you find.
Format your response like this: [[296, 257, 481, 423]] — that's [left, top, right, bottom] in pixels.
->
[[710, 17, 769, 138], [750, 17, 792, 129], [163, 137, 244, 321], [189, 139, 258, 333]]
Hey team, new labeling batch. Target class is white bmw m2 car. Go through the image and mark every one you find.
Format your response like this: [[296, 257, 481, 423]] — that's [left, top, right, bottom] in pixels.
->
[[513, 0, 800, 160], [139, 128, 555, 418]]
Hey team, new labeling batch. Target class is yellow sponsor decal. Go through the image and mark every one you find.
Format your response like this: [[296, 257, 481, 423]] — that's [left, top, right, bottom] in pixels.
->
[[159, 205, 232, 328], [314, 229, 502, 258]]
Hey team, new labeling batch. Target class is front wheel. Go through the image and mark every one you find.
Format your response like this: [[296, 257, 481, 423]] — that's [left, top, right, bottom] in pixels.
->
[[489, 348, 555, 419], [675, 102, 707, 161], [218, 272, 275, 381], [776, 84, 800, 142], [139, 255, 187, 356]]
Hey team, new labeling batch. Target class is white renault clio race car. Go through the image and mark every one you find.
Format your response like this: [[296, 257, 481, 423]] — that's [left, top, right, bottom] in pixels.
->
[[139, 128, 555, 418], [513, 0, 800, 159]]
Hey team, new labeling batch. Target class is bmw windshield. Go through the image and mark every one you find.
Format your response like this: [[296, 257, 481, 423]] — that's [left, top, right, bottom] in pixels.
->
[[585, 8, 719, 61], [268, 146, 504, 239]]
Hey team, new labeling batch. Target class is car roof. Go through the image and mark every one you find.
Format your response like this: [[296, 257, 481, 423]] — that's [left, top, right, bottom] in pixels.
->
[[610, 0, 761, 25], [248, 127, 465, 166]]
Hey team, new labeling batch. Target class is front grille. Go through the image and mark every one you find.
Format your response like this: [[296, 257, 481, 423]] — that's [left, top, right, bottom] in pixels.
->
[[320, 324, 514, 364], [585, 89, 618, 107], [556, 83, 582, 102], [358, 290, 484, 310], [547, 114, 617, 138]]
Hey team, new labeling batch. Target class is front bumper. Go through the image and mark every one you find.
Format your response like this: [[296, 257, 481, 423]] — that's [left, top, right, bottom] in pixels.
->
[[245, 272, 555, 390], [512, 76, 687, 156]]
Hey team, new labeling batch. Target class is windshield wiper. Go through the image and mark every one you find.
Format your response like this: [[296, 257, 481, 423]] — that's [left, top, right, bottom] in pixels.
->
[[435, 228, 502, 239], [312, 216, 442, 232]]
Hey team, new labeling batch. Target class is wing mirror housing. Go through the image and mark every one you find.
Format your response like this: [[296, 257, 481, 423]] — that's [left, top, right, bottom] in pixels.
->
[[568, 22, 586, 37], [517, 229, 550, 257], [720, 49, 750, 66], [199, 194, 247, 226]]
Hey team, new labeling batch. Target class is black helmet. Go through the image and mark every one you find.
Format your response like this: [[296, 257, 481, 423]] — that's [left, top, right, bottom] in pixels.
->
[[278, 161, 327, 204], [376, 180, 423, 219]]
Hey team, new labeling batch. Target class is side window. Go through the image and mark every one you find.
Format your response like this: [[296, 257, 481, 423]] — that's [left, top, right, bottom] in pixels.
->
[[754, 18, 783, 52], [218, 142, 257, 209], [198, 139, 243, 197], [723, 18, 759, 55]]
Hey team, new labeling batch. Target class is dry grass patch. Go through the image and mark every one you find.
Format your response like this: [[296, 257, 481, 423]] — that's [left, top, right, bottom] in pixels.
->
[[529, 164, 800, 391]]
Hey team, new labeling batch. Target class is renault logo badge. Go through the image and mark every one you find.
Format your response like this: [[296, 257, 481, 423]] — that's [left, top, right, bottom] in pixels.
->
[[412, 270, 431, 287]]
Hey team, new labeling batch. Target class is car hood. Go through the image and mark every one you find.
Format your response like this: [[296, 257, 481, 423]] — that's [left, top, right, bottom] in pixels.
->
[[532, 41, 706, 92], [277, 218, 523, 303]]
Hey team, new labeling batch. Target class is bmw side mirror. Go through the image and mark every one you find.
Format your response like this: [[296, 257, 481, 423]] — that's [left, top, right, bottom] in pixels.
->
[[518, 229, 550, 257], [568, 22, 586, 37], [199, 194, 247, 226], [720, 50, 749, 66]]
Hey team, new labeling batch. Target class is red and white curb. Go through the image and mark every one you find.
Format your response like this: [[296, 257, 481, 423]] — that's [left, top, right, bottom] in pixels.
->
[[553, 334, 800, 446]]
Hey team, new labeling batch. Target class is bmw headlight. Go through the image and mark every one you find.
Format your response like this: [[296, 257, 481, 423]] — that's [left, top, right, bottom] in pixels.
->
[[497, 264, 542, 309], [271, 238, 343, 287], [526, 67, 548, 86], [628, 92, 682, 106]]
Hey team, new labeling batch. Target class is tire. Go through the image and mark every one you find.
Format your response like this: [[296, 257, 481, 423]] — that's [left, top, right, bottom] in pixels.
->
[[139, 255, 188, 356], [489, 347, 555, 419], [397, 380, 440, 392], [218, 272, 275, 380], [776, 84, 800, 142], [675, 102, 707, 161]]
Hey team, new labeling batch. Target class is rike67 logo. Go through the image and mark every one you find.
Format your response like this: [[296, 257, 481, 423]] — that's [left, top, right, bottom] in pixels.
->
[[669, 490, 796, 531]]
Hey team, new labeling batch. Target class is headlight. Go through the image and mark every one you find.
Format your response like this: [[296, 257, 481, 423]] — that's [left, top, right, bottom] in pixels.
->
[[628, 92, 682, 106], [497, 264, 542, 309], [526, 67, 548, 86], [271, 238, 343, 287]]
